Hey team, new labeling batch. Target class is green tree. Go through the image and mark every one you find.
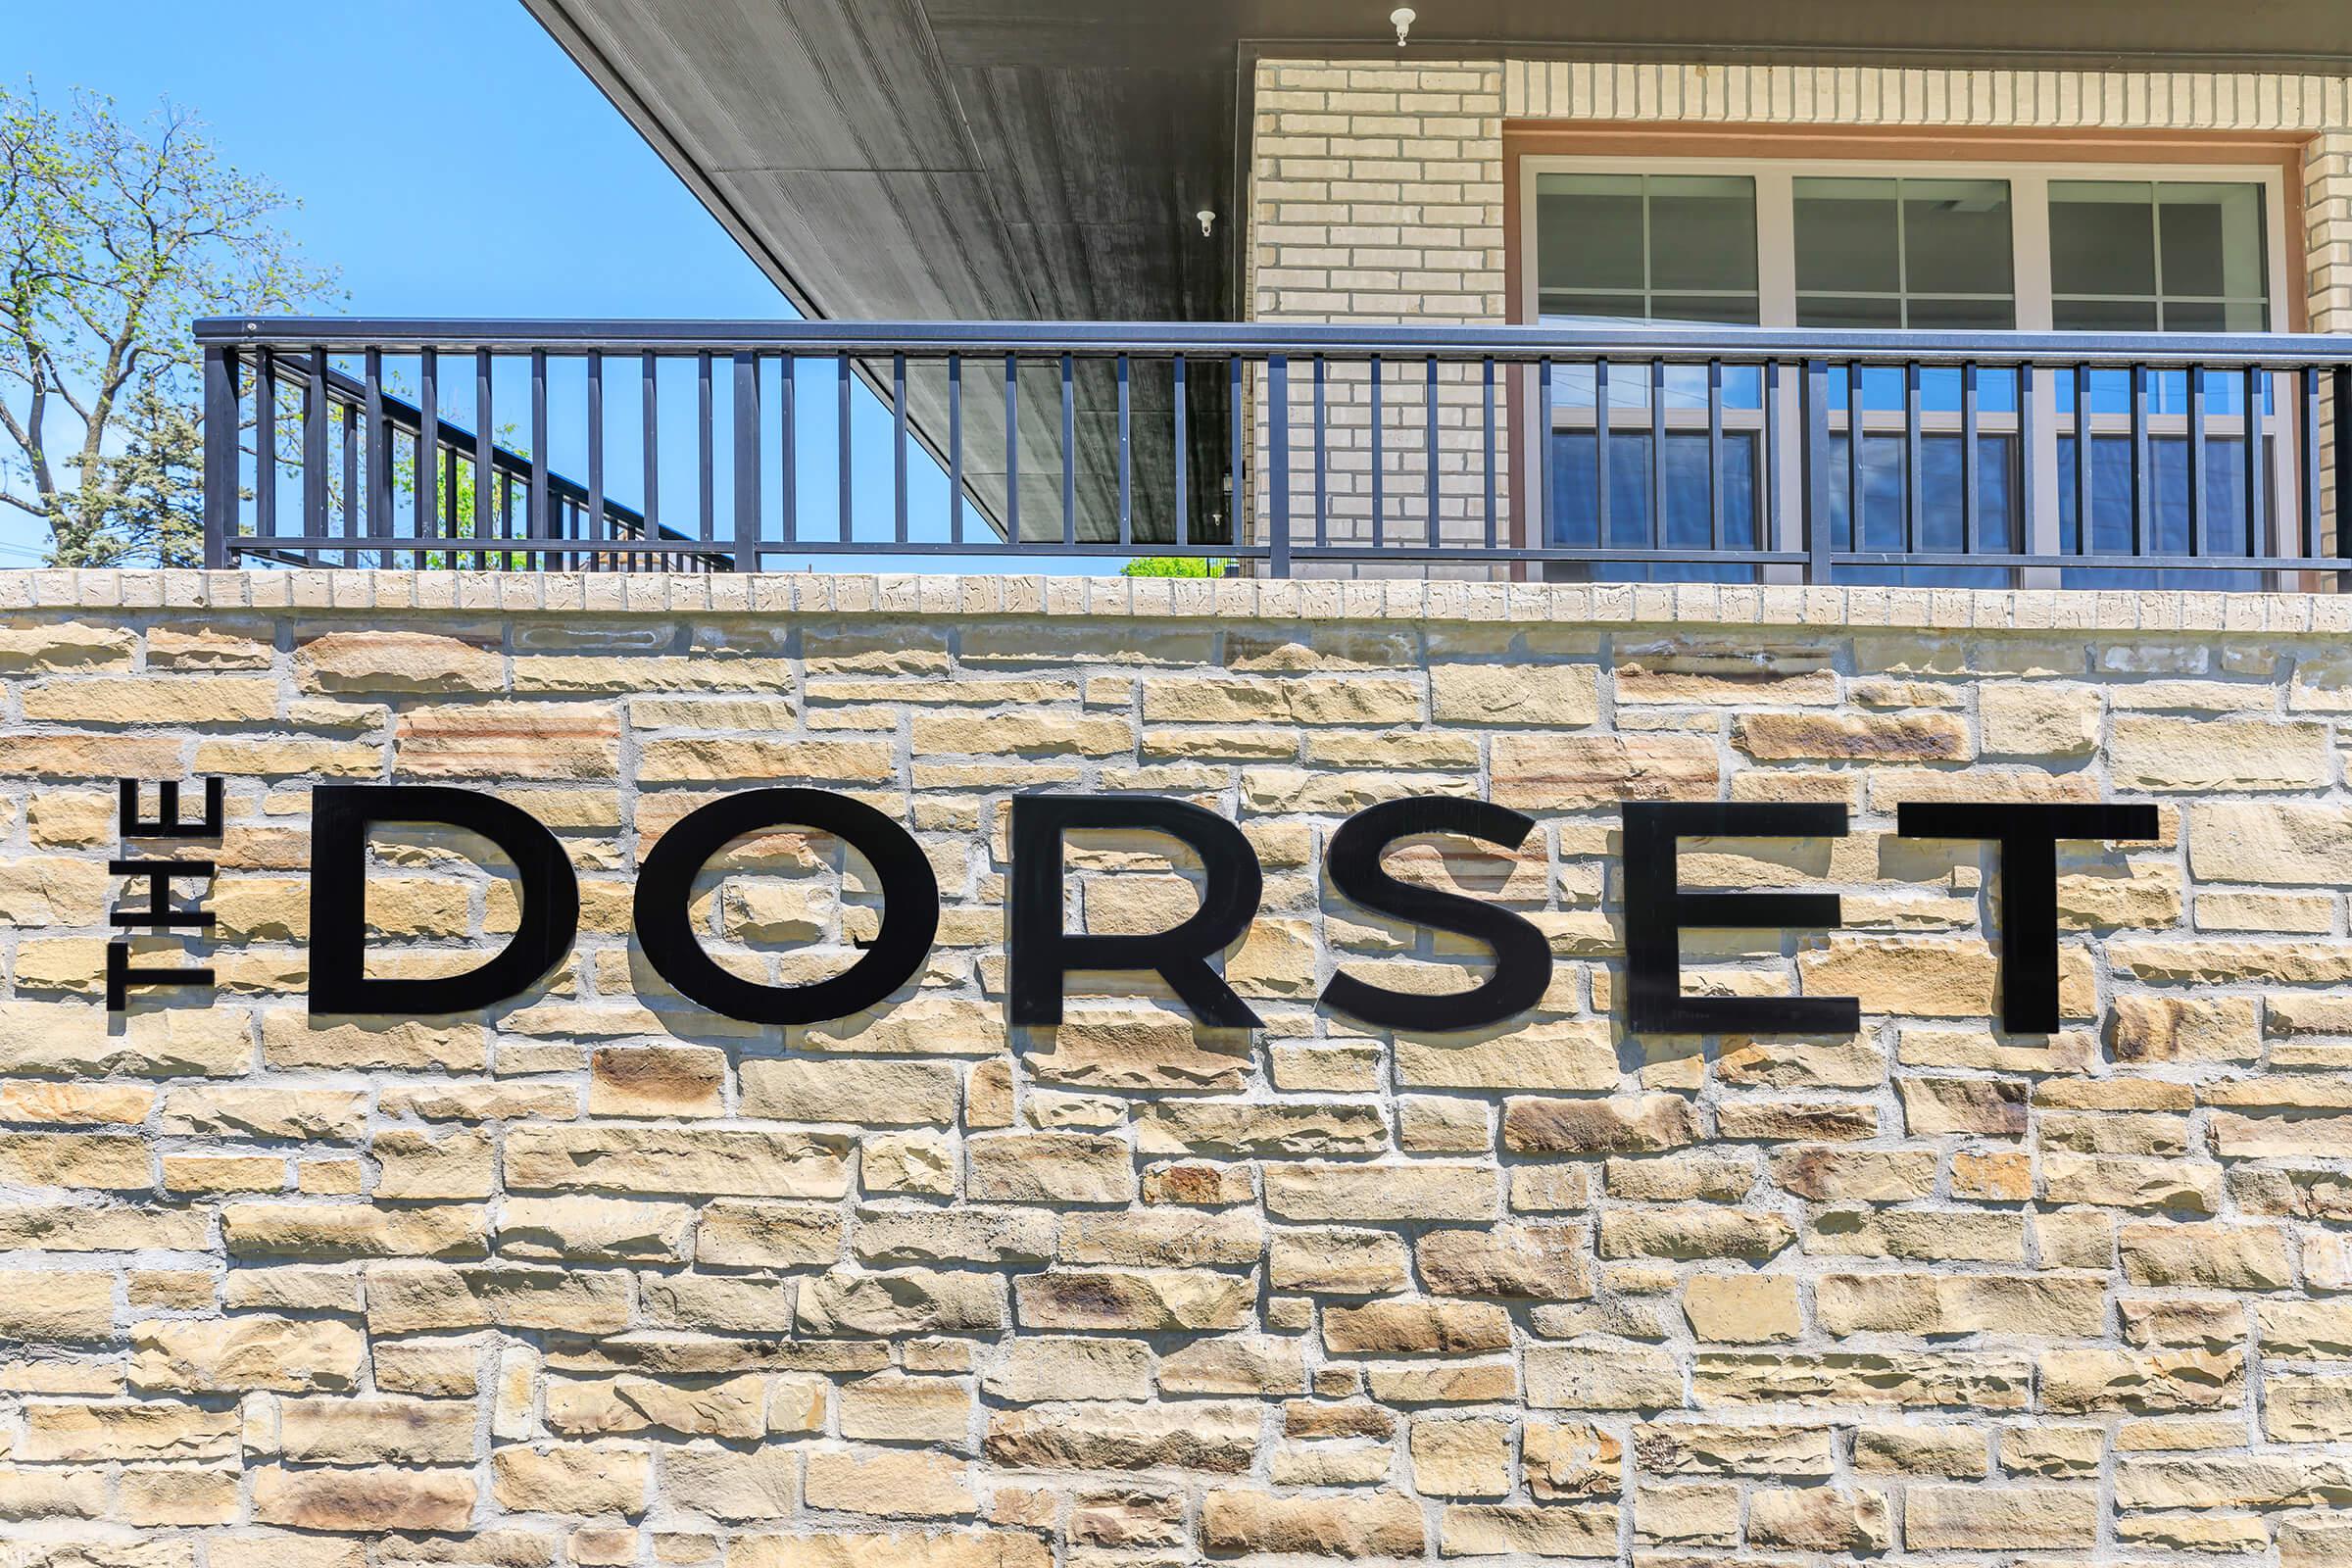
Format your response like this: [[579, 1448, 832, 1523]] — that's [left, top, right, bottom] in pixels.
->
[[1120, 555, 1232, 577], [0, 83, 337, 564]]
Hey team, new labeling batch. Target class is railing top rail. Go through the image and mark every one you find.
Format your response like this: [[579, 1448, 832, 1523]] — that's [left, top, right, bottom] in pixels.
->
[[198, 317, 2352, 368]]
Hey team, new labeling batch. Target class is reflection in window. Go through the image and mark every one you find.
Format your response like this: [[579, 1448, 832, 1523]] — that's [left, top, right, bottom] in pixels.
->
[[2057, 434, 2268, 591], [1548, 430, 1760, 584], [1793, 177, 2015, 329], [1536, 173, 1759, 325], [2049, 181, 2268, 332]]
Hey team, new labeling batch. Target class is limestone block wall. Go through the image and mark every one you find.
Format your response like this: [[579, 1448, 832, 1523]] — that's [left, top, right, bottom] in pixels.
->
[[1, 570, 2352, 1565]]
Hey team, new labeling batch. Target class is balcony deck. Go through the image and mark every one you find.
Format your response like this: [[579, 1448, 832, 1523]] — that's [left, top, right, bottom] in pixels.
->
[[198, 318, 2352, 590]]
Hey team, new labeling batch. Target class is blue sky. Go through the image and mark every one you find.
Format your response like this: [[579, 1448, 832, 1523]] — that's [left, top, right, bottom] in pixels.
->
[[9, 0, 1098, 571]]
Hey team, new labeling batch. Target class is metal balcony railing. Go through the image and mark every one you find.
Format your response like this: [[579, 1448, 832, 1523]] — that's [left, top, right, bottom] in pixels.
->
[[198, 318, 2352, 588]]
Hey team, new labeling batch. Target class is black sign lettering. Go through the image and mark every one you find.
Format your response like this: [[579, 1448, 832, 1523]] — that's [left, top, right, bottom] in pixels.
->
[[634, 787, 937, 1026], [1896, 802, 2160, 1033], [1623, 801, 1860, 1035], [1322, 796, 1553, 1032], [310, 784, 579, 1015], [1008, 794, 1263, 1028]]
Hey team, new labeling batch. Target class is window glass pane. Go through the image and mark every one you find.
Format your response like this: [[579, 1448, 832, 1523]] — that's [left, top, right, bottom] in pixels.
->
[[1540, 291, 1647, 322], [2050, 178, 2269, 332], [1649, 175, 1758, 291], [1902, 180, 2013, 296], [2159, 182, 2266, 301], [1793, 176, 2014, 327], [1537, 174, 1644, 291], [1794, 177, 1900, 293], [2050, 180, 2158, 297], [2053, 297, 2161, 331], [1649, 294, 1761, 326], [1907, 296, 2017, 330], [1796, 295, 1902, 329]]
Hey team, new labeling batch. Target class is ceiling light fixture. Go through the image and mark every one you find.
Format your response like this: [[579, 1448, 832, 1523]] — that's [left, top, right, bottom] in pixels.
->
[[1197, 209, 1216, 237], [1390, 7, 1415, 46]]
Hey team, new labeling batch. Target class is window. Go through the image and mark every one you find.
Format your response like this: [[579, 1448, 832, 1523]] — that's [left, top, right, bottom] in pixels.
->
[[1521, 156, 2289, 589], [2049, 180, 2268, 331], [1536, 172, 1759, 325], [1793, 177, 2014, 329]]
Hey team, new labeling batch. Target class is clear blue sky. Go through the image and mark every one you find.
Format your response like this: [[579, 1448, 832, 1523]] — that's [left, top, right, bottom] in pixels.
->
[[9, 0, 1103, 571]]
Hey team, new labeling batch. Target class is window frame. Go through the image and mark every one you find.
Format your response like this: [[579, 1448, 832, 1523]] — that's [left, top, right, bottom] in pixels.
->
[[1516, 153, 2292, 333], [1510, 151, 2301, 585]]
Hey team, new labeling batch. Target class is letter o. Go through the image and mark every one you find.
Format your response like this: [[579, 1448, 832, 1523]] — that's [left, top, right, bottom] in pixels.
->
[[633, 788, 938, 1025]]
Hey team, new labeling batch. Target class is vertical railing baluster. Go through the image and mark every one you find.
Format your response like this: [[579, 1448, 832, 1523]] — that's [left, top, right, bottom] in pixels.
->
[[893, 352, 909, 547], [1591, 359, 1609, 552], [341, 400, 359, 565], [2304, 366, 2325, 565], [1843, 363, 1863, 562], [1647, 358, 1666, 555], [581, 351, 600, 556], [1705, 359, 1724, 557], [2129, 363, 2149, 560], [1268, 355, 1292, 578], [1314, 357, 1329, 550], [1369, 356, 1385, 549], [1116, 353, 1132, 550], [1061, 352, 1077, 550], [256, 350, 277, 546], [1425, 355, 1441, 553], [307, 345, 330, 541], [201, 344, 236, 566], [640, 351, 660, 543], [366, 348, 389, 562], [2189, 366, 2208, 561], [838, 352, 854, 543], [1765, 360, 1783, 558], [1229, 356, 1244, 557], [416, 348, 437, 562], [2018, 363, 2038, 565], [442, 446, 458, 562], [474, 351, 495, 568], [1903, 362, 1923, 556], [697, 350, 714, 546], [1962, 361, 1982, 560], [2247, 366, 2269, 563], [733, 351, 760, 571], [945, 354, 959, 547], [1803, 359, 1831, 582], [2074, 365, 2094, 556], [528, 349, 551, 567], [1171, 355, 1187, 551], [1481, 358, 1497, 552], [1538, 358, 1557, 553], [780, 352, 797, 548], [1004, 353, 1019, 547], [2337, 367, 2352, 576]]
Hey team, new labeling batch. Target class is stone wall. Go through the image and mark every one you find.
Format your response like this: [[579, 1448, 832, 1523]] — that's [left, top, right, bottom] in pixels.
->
[[2, 569, 2352, 1566]]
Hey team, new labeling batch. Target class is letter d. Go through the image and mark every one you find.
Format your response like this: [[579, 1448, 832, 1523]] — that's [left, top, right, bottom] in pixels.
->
[[309, 785, 579, 1015]]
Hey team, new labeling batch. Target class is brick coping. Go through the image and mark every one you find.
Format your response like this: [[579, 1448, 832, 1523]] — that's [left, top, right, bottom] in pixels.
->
[[0, 569, 2346, 635]]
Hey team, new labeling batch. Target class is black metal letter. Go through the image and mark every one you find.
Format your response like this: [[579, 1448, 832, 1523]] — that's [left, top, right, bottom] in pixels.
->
[[1009, 794, 1263, 1028], [634, 787, 938, 1026], [1322, 797, 1553, 1031], [310, 785, 579, 1015], [1896, 801, 2159, 1033], [1623, 801, 1859, 1035]]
